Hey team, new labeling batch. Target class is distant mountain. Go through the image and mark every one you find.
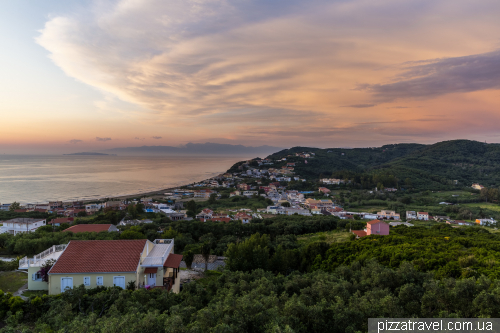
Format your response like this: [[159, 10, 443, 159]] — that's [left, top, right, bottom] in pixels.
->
[[64, 152, 115, 156], [254, 140, 500, 190], [101, 142, 282, 156]]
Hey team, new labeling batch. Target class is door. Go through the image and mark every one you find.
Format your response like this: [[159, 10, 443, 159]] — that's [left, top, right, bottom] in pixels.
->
[[148, 273, 156, 286], [113, 276, 126, 289], [61, 277, 73, 292]]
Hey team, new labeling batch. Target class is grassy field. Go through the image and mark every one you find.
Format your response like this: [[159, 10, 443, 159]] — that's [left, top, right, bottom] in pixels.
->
[[297, 230, 351, 246], [0, 271, 28, 293], [348, 206, 387, 213], [461, 202, 500, 212], [428, 190, 474, 199]]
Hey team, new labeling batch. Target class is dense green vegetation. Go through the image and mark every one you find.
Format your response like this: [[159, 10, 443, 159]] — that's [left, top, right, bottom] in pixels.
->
[[6, 260, 500, 332], [264, 140, 500, 190]]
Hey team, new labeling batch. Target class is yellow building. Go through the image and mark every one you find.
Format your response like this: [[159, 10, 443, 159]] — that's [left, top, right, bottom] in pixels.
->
[[19, 239, 182, 295]]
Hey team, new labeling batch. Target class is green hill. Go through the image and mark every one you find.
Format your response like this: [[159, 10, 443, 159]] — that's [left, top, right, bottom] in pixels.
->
[[260, 140, 500, 190]]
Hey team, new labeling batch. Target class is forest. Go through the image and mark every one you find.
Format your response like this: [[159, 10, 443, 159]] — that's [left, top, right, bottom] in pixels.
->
[[3, 213, 500, 331], [262, 140, 500, 190]]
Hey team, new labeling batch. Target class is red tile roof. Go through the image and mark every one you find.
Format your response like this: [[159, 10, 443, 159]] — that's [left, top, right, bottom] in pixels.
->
[[352, 230, 367, 238], [64, 224, 113, 233], [211, 217, 231, 223], [367, 219, 383, 225], [49, 240, 147, 274], [164, 253, 183, 268], [48, 217, 74, 225]]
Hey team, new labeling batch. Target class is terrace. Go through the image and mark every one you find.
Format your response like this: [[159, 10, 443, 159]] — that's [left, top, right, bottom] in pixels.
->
[[18, 244, 68, 269]]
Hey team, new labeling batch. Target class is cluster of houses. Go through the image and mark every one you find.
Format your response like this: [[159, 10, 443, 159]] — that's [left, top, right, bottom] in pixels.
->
[[195, 208, 253, 223]]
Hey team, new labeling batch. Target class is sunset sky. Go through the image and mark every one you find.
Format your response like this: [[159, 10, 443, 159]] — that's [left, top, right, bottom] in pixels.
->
[[1, 0, 500, 154]]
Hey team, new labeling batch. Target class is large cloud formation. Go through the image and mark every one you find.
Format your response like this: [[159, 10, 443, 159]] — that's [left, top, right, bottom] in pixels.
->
[[369, 50, 500, 101], [36, 0, 500, 144]]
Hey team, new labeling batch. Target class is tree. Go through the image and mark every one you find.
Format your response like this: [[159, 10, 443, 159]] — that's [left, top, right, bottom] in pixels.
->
[[77, 211, 87, 217], [8, 202, 20, 211], [136, 203, 145, 214], [208, 193, 217, 205], [186, 200, 197, 214], [200, 242, 212, 271], [120, 227, 146, 240], [184, 250, 195, 269], [127, 204, 138, 218], [281, 202, 291, 208]]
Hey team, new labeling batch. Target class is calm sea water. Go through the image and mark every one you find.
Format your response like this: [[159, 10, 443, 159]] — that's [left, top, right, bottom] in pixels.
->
[[0, 155, 250, 204]]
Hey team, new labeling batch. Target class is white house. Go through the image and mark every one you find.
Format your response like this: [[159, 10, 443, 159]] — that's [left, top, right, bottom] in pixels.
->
[[85, 204, 103, 214], [417, 212, 429, 221], [0, 218, 47, 235], [406, 211, 417, 220], [476, 218, 497, 226]]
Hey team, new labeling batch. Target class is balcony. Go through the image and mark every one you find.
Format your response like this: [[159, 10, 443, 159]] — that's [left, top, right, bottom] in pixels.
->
[[19, 244, 67, 269], [140, 239, 174, 267]]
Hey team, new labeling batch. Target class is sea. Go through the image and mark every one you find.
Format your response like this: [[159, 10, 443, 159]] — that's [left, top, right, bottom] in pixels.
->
[[0, 155, 251, 204]]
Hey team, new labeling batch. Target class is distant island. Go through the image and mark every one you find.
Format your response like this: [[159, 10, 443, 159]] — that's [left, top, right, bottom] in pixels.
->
[[63, 152, 116, 156], [101, 142, 282, 156]]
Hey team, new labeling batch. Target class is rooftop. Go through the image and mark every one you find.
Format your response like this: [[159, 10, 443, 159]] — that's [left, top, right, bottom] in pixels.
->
[[49, 240, 148, 274], [64, 224, 113, 233]]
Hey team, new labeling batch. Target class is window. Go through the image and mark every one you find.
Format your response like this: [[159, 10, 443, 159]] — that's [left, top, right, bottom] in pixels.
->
[[96, 276, 103, 286], [84, 276, 90, 286], [32, 272, 42, 281]]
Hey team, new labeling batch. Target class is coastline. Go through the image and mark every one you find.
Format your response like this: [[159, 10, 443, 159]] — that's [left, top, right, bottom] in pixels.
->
[[79, 169, 225, 204], [0, 154, 249, 205]]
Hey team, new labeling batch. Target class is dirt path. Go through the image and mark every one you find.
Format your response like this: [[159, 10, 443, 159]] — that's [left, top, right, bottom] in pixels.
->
[[13, 282, 28, 300]]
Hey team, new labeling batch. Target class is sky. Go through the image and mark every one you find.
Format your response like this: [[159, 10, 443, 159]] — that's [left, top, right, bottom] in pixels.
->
[[1, 0, 500, 154]]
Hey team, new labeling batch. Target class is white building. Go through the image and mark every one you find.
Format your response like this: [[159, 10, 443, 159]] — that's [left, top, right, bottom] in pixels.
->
[[0, 218, 47, 235], [85, 204, 103, 214], [243, 191, 259, 197], [406, 211, 417, 220], [417, 212, 429, 221], [266, 206, 286, 214], [476, 218, 497, 226], [320, 178, 342, 185], [0, 204, 11, 211]]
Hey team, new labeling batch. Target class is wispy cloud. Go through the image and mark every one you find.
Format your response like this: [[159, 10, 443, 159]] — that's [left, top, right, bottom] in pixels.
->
[[368, 50, 500, 102], [342, 104, 377, 108], [32, 0, 500, 147], [135, 137, 145, 141], [152, 136, 162, 139], [69, 139, 83, 144], [96, 137, 111, 142]]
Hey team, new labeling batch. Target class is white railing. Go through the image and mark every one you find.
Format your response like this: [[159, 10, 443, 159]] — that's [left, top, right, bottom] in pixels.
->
[[18, 244, 68, 268], [141, 257, 165, 266], [153, 239, 173, 244], [33, 244, 67, 260]]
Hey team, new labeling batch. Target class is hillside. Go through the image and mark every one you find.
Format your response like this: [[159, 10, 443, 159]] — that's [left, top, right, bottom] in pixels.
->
[[262, 140, 500, 189]]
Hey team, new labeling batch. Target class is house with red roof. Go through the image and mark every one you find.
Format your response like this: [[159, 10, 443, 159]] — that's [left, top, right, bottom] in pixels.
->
[[19, 239, 182, 295], [318, 187, 331, 195], [48, 217, 74, 226], [351, 220, 390, 238], [64, 224, 119, 233], [366, 220, 390, 235], [235, 212, 252, 223]]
